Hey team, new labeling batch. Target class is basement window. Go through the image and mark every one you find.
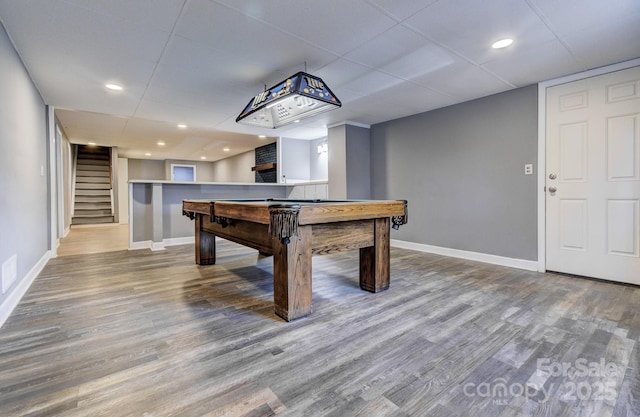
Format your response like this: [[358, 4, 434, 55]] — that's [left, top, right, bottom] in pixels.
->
[[171, 164, 196, 182]]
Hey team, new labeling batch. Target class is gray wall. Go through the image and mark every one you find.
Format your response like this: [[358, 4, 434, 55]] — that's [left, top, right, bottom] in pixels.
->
[[345, 125, 371, 199], [327, 125, 347, 198], [371, 85, 538, 261], [128, 159, 165, 180], [211, 150, 255, 183], [0, 23, 49, 308], [129, 153, 256, 183]]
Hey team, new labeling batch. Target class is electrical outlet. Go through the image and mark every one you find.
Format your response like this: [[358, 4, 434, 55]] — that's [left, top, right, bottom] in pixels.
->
[[2, 255, 17, 293], [524, 164, 533, 175]]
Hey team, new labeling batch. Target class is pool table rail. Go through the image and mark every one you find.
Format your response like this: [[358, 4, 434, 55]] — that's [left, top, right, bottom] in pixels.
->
[[183, 199, 407, 225]]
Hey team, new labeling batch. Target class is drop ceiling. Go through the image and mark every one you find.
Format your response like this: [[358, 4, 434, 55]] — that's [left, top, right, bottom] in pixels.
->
[[0, 0, 638, 161]]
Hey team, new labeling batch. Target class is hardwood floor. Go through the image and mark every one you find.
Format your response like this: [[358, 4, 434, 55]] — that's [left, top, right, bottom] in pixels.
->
[[0, 237, 639, 416], [56, 223, 129, 256]]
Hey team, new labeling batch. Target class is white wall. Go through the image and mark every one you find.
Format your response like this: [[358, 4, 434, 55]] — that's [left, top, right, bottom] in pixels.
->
[[309, 137, 328, 181], [55, 124, 73, 236], [118, 157, 129, 224], [280, 137, 310, 181], [280, 137, 329, 183]]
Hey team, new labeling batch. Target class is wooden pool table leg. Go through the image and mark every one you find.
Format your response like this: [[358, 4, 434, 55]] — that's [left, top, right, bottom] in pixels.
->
[[195, 215, 216, 265], [359, 217, 390, 292], [272, 225, 312, 321]]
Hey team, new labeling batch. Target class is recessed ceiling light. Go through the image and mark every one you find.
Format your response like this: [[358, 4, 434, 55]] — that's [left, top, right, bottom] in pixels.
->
[[145, 152, 151, 156], [157, 141, 165, 146], [492, 38, 514, 49], [87, 142, 96, 146], [105, 83, 123, 91], [223, 147, 230, 152], [200, 156, 206, 160], [177, 124, 187, 129], [258, 135, 266, 139]]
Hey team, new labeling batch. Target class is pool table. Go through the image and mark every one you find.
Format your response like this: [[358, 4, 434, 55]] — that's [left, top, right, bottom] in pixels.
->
[[182, 198, 408, 321]]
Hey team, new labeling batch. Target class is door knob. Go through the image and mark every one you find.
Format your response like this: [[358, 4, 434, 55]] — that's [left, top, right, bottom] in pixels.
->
[[549, 173, 557, 180], [548, 186, 557, 193]]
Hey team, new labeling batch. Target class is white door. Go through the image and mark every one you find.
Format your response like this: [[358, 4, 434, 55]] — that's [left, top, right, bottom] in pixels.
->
[[546, 66, 640, 285]]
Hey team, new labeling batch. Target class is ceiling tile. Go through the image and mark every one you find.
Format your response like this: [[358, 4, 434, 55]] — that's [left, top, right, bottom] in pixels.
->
[[313, 59, 374, 89], [562, 26, 640, 70], [410, 56, 513, 100], [482, 39, 584, 86], [58, 0, 186, 32], [380, 42, 458, 81], [529, 0, 640, 35], [143, 37, 258, 111], [339, 70, 406, 96], [177, 0, 339, 78], [404, 0, 557, 64], [213, 0, 398, 55], [56, 110, 127, 143], [367, 81, 458, 115], [0, 0, 168, 113], [529, 0, 640, 69], [367, 0, 439, 22], [134, 99, 231, 129], [344, 25, 431, 69]]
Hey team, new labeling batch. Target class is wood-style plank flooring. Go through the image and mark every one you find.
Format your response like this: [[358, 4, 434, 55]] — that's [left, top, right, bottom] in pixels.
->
[[1, 230, 639, 416], [56, 224, 129, 256]]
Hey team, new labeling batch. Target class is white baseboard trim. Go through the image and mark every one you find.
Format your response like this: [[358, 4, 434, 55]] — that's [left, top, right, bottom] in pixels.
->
[[130, 237, 194, 251], [390, 239, 538, 271], [164, 236, 195, 247], [0, 250, 54, 328], [129, 240, 163, 251], [150, 242, 165, 251]]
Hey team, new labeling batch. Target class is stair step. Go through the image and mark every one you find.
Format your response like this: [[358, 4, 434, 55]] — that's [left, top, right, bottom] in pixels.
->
[[77, 158, 109, 166], [78, 150, 109, 155], [75, 202, 111, 209], [75, 199, 111, 206], [76, 161, 109, 171], [76, 166, 110, 178], [74, 209, 112, 216], [76, 176, 110, 184], [75, 189, 111, 196], [78, 147, 109, 153], [76, 183, 111, 190], [72, 216, 114, 225], [74, 145, 113, 220], [75, 196, 111, 203], [78, 156, 109, 160]]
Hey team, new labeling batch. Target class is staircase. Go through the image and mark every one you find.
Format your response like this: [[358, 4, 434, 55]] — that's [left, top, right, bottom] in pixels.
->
[[72, 145, 114, 225]]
